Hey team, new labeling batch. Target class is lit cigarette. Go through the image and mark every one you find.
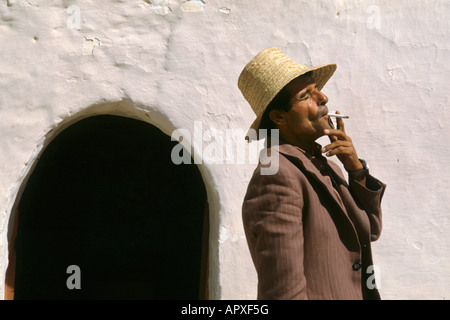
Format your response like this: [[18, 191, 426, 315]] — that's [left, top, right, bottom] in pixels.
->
[[328, 113, 349, 119]]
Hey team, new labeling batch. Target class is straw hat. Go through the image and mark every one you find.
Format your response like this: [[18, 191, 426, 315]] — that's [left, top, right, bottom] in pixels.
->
[[238, 47, 337, 141]]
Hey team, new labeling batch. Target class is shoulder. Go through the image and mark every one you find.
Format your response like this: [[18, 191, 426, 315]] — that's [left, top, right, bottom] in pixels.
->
[[251, 147, 301, 182]]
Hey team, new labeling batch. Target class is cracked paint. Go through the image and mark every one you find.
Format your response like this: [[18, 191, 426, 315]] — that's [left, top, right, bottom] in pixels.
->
[[146, 0, 172, 15], [82, 37, 101, 56], [181, 0, 206, 12]]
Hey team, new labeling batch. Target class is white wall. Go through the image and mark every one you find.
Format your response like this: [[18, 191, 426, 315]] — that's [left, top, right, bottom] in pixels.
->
[[1, 0, 449, 300]]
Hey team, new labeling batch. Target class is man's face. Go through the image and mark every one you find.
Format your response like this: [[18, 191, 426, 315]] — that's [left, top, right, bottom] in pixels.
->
[[272, 74, 331, 144]]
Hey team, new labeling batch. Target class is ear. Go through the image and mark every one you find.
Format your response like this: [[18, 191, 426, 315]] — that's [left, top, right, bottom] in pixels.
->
[[269, 109, 287, 126]]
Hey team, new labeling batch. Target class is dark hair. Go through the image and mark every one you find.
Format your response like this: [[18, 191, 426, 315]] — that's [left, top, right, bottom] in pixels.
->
[[259, 86, 293, 132]]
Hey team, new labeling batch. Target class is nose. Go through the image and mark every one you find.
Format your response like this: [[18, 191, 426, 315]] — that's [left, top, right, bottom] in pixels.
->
[[314, 88, 328, 105]]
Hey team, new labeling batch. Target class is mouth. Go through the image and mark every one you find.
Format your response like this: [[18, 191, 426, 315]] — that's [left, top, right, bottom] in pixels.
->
[[318, 106, 334, 128], [318, 105, 329, 118]]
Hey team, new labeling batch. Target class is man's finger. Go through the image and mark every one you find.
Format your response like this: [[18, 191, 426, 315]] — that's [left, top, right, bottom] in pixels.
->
[[321, 140, 351, 153], [328, 134, 338, 142], [335, 111, 346, 133], [324, 145, 347, 157], [323, 129, 349, 141]]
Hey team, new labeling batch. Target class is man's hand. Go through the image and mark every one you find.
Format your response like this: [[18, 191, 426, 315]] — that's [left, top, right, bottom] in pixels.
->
[[320, 111, 363, 172]]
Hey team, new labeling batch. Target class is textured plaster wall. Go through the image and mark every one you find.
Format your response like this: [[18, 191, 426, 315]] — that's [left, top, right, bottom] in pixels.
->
[[0, 0, 449, 299]]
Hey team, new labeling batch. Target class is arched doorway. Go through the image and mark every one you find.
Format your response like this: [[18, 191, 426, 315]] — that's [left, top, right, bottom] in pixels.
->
[[8, 115, 208, 299]]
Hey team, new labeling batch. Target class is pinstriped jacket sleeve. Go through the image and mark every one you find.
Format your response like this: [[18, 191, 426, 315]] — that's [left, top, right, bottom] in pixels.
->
[[348, 174, 386, 241], [327, 161, 386, 241], [242, 159, 308, 300]]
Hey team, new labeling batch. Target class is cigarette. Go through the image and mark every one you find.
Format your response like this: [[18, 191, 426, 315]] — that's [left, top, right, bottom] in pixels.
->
[[328, 113, 349, 119]]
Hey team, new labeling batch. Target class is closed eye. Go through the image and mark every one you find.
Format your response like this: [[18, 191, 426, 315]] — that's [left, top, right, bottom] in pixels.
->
[[298, 89, 311, 101], [294, 84, 317, 102], [300, 85, 319, 100]]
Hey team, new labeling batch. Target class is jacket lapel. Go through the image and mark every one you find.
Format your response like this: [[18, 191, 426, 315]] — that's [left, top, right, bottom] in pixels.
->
[[275, 143, 346, 212]]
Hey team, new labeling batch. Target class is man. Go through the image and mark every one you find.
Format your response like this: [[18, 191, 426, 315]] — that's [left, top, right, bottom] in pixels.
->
[[238, 47, 386, 300]]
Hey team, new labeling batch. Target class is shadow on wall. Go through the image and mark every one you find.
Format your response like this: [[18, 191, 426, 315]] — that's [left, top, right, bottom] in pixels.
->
[[6, 114, 209, 299]]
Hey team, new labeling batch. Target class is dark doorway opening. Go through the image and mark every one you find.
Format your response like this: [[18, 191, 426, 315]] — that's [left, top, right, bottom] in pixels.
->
[[11, 115, 208, 299]]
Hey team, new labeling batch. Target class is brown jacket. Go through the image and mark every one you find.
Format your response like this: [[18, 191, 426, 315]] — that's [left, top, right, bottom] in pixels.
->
[[242, 141, 386, 300]]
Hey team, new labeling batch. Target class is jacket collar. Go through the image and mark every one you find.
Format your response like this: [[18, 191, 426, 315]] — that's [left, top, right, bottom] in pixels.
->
[[270, 138, 348, 187]]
